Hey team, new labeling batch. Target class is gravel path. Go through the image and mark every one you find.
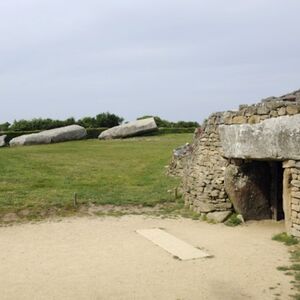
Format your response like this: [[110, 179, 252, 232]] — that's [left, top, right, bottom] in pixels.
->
[[0, 216, 291, 300]]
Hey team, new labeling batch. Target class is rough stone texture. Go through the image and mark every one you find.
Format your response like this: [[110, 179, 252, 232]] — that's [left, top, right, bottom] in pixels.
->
[[180, 113, 232, 215], [10, 133, 52, 147], [283, 165, 300, 237], [224, 162, 272, 220], [168, 143, 192, 177], [206, 211, 232, 223], [10, 125, 87, 147], [48, 125, 87, 143], [173, 143, 191, 158], [0, 135, 7, 147], [219, 115, 300, 160], [99, 118, 158, 140]]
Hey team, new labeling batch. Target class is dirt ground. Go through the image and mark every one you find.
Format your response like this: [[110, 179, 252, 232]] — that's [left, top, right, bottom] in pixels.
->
[[0, 216, 292, 300]]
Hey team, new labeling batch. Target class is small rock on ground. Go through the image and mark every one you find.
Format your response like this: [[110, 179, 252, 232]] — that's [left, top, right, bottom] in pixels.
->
[[207, 211, 232, 223], [2, 213, 19, 222]]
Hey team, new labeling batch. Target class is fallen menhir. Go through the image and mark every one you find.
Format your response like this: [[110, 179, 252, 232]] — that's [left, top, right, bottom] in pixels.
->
[[98, 117, 158, 139], [9, 125, 87, 147]]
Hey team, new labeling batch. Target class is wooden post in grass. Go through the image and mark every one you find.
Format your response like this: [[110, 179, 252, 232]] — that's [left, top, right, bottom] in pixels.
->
[[73, 192, 78, 208], [175, 187, 178, 199]]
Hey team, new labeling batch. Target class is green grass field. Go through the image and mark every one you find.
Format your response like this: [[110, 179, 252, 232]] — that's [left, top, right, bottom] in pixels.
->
[[0, 134, 192, 217]]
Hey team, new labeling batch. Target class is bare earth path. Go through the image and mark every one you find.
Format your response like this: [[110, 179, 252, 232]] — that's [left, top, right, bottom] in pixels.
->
[[0, 216, 291, 300]]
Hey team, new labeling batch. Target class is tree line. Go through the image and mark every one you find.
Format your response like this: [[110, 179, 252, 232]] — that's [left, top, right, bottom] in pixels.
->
[[0, 113, 199, 132]]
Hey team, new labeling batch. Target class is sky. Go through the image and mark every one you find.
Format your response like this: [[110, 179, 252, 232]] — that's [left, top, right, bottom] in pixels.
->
[[1, 0, 300, 124]]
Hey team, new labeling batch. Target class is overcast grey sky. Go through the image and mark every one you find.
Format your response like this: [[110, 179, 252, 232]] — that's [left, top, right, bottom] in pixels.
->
[[1, 0, 299, 124]]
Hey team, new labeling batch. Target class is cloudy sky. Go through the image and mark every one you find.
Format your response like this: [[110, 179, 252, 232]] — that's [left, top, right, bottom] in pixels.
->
[[1, 0, 299, 124]]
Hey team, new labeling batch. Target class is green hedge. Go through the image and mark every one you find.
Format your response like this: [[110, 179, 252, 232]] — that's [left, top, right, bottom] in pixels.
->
[[1, 131, 41, 142], [1, 127, 196, 143], [86, 128, 107, 139], [158, 127, 196, 134], [143, 127, 196, 136]]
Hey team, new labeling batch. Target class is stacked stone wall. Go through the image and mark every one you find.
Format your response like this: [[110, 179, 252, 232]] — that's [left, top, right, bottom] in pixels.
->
[[283, 160, 300, 237], [291, 167, 300, 237], [182, 113, 232, 214], [223, 89, 300, 125]]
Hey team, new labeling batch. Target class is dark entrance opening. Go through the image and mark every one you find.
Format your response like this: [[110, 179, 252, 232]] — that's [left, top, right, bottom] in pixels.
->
[[225, 160, 284, 221], [247, 160, 284, 221], [244, 160, 284, 221]]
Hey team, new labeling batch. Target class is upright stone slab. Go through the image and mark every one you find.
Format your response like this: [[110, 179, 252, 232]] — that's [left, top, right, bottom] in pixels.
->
[[99, 118, 158, 139], [9, 125, 87, 147], [224, 162, 272, 220], [219, 115, 300, 160]]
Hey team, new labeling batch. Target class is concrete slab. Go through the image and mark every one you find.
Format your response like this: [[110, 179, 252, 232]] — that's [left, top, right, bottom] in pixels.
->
[[136, 228, 210, 260]]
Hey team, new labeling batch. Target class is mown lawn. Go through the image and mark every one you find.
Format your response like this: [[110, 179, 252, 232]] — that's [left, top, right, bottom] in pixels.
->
[[0, 134, 192, 216]]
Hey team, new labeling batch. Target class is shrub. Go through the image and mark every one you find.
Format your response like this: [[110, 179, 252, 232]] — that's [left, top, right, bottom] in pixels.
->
[[0, 122, 10, 132], [6, 113, 124, 132], [95, 113, 124, 128], [77, 117, 97, 128], [10, 118, 76, 131], [77, 113, 124, 128], [158, 127, 196, 134], [86, 128, 107, 139]]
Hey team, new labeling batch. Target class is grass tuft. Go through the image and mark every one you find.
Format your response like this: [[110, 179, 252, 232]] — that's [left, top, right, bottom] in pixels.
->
[[272, 232, 299, 246], [224, 213, 242, 227], [277, 266, 290, 271]]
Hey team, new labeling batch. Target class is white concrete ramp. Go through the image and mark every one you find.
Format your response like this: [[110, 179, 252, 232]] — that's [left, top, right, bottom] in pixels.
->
[[136, 228, 210, 260]]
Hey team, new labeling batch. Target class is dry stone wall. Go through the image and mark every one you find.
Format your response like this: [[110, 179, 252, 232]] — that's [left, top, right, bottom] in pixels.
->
[[222, 89, 300, 126], [283, 160, 300, 237], [181, 113, 232, 214]]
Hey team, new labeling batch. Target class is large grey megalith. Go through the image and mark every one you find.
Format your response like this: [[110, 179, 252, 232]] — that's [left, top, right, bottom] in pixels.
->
[[99, 117, 158, 139], [9, 125, 87, 147], [219, 114, 300, 160]]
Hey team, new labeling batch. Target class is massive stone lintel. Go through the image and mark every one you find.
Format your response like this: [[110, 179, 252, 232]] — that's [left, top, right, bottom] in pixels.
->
[[219, 115, 300, 160], [9, 125, 87, 147], [99, 117, 158, 140]]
